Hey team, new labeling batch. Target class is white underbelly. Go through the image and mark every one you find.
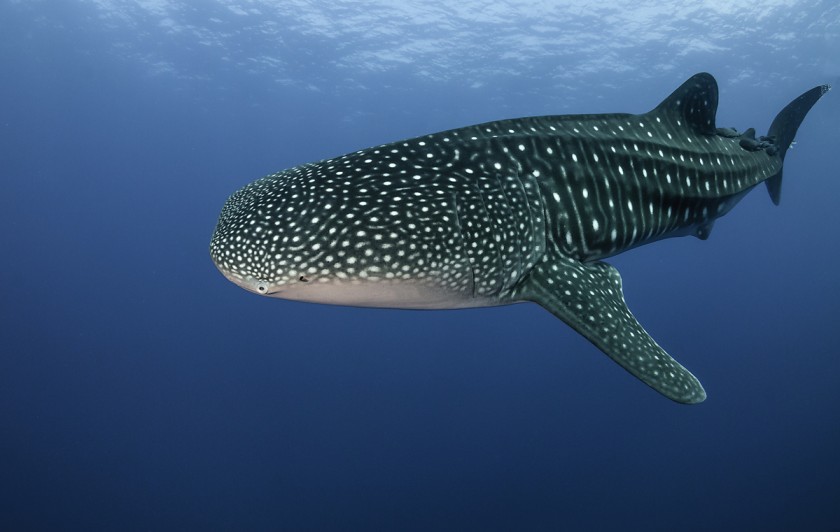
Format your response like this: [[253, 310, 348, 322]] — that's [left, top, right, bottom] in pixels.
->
[[264, 278, 497, 310]]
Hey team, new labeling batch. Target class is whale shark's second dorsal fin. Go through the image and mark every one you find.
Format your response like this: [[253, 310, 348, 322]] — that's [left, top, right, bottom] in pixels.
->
[[649, 72, 719, 136]]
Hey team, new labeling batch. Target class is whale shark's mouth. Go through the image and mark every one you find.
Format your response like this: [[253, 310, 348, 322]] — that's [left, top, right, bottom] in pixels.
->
[[213, 259, 490, 310]]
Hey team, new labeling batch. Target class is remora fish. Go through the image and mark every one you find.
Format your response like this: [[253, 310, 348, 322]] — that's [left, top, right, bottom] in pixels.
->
[[210, 73, 830, 403]]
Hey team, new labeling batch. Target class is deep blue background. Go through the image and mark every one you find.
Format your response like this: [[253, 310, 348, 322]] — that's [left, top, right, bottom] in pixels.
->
[[2, 2, 839, 530]]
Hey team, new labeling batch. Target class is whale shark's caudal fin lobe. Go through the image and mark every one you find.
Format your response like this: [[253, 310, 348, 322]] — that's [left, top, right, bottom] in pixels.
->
[[649, 72, 719, 136], [764, 83, 831, 204], [765, 174, 783, 206], [517, 252, 706, 404], [769, 84, 831, 162]]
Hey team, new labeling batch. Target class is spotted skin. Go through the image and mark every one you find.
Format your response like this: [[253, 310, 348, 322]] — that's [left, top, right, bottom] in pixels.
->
[[210, 73, 830, 403]]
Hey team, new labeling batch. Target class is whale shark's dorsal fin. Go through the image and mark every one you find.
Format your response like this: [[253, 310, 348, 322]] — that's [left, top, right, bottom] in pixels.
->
[[649, 72, 719, 136]]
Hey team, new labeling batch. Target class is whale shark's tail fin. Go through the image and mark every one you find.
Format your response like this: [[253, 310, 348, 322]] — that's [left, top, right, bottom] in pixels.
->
[[764, 83, 831, 204]]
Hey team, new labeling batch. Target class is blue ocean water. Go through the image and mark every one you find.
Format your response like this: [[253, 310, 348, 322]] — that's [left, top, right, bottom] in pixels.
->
[[1, 1, 839, 529]]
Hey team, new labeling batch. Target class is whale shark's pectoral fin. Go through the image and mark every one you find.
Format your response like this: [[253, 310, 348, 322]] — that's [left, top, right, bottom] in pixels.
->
[[517, 253, 706, 404]]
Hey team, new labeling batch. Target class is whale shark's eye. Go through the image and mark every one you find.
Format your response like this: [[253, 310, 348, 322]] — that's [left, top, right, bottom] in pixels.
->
[[256, 282, 269, 293]]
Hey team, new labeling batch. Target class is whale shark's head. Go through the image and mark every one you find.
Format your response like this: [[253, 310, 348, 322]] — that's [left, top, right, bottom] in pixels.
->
[[210, 175, 306, 297], [209, 157, 481, 309]]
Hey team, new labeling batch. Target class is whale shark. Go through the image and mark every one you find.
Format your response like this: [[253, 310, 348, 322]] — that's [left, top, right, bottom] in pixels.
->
[[210, 73, 829, 403]]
